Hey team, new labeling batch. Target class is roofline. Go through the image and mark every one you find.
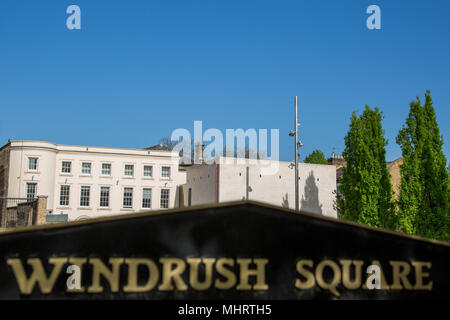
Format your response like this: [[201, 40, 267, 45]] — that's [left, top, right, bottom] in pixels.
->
[[180, 157, 335, 167], [6, 140, 174, 154], [0, 200, 448, 248], [387, 157, 403, 164], [0, 141, 11, 152]]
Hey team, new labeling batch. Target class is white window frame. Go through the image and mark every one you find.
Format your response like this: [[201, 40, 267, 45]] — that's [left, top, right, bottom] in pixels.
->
[[123, 187, 133, 208], [124, 164, 134, 178], [142, 188, 152, 209], [61, 161, 72, 174], [160, 189, 170, 209], [161, 166, 171, 179], [101, 163, 112, 176], [26, 183, 37, 202], [100, 186, 110, 208], [28, 157, 38, 171], [143, 165, 153, 178], [80, 186, 91, 207], [81, 162, 92, 175], [59, 185, 70, 206]]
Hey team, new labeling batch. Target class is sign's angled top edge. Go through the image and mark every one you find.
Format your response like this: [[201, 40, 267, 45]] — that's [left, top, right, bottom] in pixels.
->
[[0, 200, 448, 248]]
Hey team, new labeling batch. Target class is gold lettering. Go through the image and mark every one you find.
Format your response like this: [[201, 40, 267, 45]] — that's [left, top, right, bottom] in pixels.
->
[[340, 260, 363, 290], [236, 258, 269, 290], [123, 258, 159, 292], [158, 258, 188, 291], [87, 258, 124, 293], [315, 260, 341, 297], [7, 258, 67, 295], [187, 258, 215, 291], [390, 261, 413, 290], [295, 260, 315, 290], [412, 261, 433, 290], [215, 258, 236, 290]]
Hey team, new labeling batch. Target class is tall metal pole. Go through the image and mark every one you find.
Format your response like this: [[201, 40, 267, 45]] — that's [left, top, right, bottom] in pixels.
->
[[294, 96, 299, 211]]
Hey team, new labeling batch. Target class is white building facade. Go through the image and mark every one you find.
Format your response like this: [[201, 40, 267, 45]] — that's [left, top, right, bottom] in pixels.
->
[[181, 157, 338, 218], [0, 141, 186, 221]]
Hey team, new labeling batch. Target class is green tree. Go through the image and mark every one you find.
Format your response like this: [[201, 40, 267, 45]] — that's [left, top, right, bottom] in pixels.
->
[[337, 106, 395, 229], [396, 91, 449, 241], [304, 150, 328, 165], [448, 164, 450, 219]]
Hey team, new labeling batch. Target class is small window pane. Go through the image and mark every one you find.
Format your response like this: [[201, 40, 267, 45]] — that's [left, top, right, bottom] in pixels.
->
[[123, 188, 133, 208], [160, 189, 169, 208], [142, 188, 152, 209], [124, 165, 134, 177], [143, 166, 153, 177], [59, 185, 70, 206], [100, 187, 110, 207], [102, 163, 111, 176], [62, 162, 71, 173], [161, 167, 170, 178], [80, 186, 90, 207], [82, 162, 91, 175], [28, 158, 38, 171]]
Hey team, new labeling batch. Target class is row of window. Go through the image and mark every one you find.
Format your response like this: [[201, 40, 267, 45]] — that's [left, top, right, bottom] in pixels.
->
[[27, 157, 171, 178], [59, 185, 170, 209]]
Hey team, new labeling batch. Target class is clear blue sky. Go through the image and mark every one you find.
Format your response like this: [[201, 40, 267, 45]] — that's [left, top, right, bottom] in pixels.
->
[[1, 0, 449, 163]]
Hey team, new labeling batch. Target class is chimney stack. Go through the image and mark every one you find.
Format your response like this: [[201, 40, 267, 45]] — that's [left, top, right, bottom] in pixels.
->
[[194, 141, 204, 164]]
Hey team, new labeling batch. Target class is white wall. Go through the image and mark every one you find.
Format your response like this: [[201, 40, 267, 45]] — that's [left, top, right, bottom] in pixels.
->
[[7, 141, 186, 221], [181, 164, 217, 206], [8, 142, 57, 208], [183, 157, 337, 218]]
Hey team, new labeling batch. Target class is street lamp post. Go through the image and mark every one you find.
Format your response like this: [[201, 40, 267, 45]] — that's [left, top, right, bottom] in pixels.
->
[[289, 96, 303, 211]]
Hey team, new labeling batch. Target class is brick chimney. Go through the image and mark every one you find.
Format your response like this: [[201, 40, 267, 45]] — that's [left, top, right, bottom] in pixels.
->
[[328, 153, 346, 169]]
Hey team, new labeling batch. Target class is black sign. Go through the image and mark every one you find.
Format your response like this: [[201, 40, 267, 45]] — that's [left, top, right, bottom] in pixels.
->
[[0, 201, 448, 299]]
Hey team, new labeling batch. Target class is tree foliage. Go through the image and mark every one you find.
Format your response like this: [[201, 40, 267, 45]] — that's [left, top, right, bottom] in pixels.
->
[[396, 91, 449, 241], [158, 137, 176, 150], [448, 164, 450, 219], [337, 106, 395, 229], [304, 150, 328, 165], [447, 164, 450, 220]]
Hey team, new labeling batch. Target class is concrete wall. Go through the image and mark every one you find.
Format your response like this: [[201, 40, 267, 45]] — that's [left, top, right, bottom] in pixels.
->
[[4, 141, 186, 221], [218, 158, 337, 218], [183, 157, 337, 218], [181, 164, 217, 206]]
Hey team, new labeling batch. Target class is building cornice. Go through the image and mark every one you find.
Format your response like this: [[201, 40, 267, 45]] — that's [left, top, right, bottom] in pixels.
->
[[7, 140, 178, 159]]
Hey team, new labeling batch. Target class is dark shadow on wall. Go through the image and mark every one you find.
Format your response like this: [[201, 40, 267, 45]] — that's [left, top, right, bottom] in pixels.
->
[[301, 171, 322, 215], [176, 186, 184, 208], [281, 193, 289, 208]]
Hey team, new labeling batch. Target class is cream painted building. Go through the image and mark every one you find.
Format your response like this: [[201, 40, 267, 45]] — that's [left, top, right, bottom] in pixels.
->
[[0, 141, 186, 223], [180, 157, 338, 218]]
